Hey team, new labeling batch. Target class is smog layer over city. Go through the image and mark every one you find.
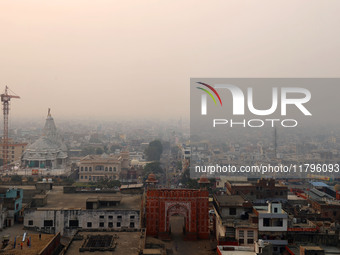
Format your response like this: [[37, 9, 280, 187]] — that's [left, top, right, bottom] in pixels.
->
[[1, 1, 340, 255]]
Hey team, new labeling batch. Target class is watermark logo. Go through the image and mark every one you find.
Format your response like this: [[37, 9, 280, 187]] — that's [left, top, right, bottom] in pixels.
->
[[196, 82, 312, 128], [199, 84, 312, 117], [196, 82, 222, 115]]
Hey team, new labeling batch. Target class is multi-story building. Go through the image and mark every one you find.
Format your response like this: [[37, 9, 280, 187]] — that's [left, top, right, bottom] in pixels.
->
[[253, 202, 288, 254], [0, 139, 27, 165], [78, 152, 129, 182], [0, 187, 23, 226], [213, 195, 257, 246]]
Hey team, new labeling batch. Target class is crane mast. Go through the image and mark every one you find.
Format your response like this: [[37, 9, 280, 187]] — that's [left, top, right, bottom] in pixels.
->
[[1, 86, 20, 171]]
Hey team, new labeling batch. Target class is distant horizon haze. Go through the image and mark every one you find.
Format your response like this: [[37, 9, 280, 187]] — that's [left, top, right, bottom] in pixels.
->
[[1, 1, 340, 121]]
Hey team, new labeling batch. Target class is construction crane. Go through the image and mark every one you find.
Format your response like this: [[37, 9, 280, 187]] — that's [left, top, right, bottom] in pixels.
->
[[1, 86, 20, 171]]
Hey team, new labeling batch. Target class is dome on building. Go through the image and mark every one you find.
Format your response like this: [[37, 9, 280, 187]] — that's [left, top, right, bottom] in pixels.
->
[[22, 109, 68, 169], [146, 173, 158, 183], [198, 174, 210, 184]]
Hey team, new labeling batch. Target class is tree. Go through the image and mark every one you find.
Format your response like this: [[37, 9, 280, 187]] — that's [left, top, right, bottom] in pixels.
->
[[143, 161, 163, 177], [180, 169, 199, 189], [95, 147, 104, 155], [82, 147, 95, 156], [176, 161, 182, 171], [145, 140, 163, 161], [110, 144, 121, 153]]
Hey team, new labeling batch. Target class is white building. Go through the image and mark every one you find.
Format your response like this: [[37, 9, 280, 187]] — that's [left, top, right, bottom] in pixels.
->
[[24, 190, 141, 237], [254, 202, 288, 254], [22, 109, 68, 169]]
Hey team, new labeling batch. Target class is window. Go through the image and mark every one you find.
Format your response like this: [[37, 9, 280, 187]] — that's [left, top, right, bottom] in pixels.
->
[[28, 220, 33, 226], [99, 215, 104, 219], [85, 167, 88, 171], [85, 176, 88, 179], [44, 220, 53, 227], [69, 220, 79, 227], [130, 215, 135, 219], [105, 167, 108, 171], [99, 222, 104, 227], [89, 167, 92, 171], [276, 219, 283, 227], [117, 215, 122, 220], [229, 208, 236, 215], [247, 230, 254, 238], [87, 222, 92, 228], [89, 176, 92, 180], [108, 215, 113, 219], [95, 165, 104, 171], [274, 207, 278, 213], [109, 167, 112, 171], [130, 222, 135, 228], [81, 167, 83, 171], [239, 239, 244, 244], [247, 239, 254, 244], [108, 222, 113, 228], [81, 176, 83, 179], [263, 218, 270, 226], [114, 167, 117, 172], [117, 222, 121, 227]]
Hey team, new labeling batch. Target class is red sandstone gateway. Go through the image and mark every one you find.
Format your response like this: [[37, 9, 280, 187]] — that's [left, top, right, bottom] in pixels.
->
[[145, 188, 210, 240]]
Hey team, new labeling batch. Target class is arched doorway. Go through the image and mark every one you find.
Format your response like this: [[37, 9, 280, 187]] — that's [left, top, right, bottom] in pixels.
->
[[166, 204, 189, 238]]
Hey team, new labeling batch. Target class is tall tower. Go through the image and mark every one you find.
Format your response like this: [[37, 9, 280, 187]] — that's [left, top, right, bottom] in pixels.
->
[[1, 86, 20, 170]]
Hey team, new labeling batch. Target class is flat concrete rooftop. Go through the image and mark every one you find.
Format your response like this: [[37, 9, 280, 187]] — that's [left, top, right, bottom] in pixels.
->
[[64, 231, 144, 255], [36, 186, 142, 210]]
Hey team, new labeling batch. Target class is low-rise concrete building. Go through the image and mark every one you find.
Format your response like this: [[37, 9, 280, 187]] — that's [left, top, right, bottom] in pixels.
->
[[24, 186, 141, 236]]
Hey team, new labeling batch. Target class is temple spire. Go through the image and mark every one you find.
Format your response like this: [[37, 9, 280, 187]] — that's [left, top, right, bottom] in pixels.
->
[[47, 108, 51, 117]]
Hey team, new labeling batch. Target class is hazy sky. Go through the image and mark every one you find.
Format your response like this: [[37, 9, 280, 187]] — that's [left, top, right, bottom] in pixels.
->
[[1, 0, 340, 121]]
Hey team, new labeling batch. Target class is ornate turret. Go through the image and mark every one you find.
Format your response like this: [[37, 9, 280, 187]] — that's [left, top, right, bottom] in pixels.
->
[[146, 173, 158, 189], [198, 174, 210, 190]]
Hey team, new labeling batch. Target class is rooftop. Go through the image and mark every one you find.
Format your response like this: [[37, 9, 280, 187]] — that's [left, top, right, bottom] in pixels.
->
[[35, 186, 141, 210], [64, 231, 144, 255], [0, 233, 56, 255], [215, 195, 245, 206]]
